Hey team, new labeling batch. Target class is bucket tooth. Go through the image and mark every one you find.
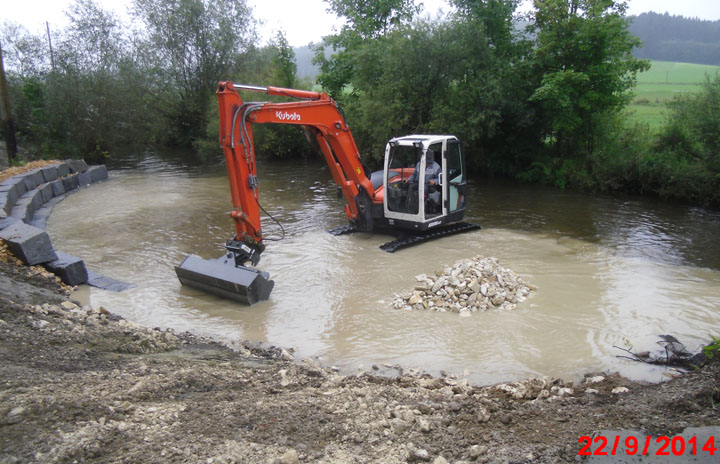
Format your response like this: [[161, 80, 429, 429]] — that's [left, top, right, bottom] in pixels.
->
[[175, 254, 274, 305]]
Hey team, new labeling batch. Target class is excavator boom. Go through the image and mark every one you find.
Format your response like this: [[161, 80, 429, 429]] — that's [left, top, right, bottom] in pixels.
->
[[176, 82, 378, 304]]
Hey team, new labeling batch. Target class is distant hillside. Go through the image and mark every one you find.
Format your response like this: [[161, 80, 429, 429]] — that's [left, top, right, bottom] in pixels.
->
[[296, 12, 720, 81], [629, 12, 720, 65], [294, 45, 322, 81]]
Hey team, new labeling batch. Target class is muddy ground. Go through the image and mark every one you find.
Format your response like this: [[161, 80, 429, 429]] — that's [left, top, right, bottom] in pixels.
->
[[0, 259, 718, 464]]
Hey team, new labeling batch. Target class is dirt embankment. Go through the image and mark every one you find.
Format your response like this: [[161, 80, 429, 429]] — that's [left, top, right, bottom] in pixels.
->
[[0, 258, 719, 464]]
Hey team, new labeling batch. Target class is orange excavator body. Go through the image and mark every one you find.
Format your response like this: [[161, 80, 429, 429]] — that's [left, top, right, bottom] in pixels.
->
[[175, 82, 477, 304]]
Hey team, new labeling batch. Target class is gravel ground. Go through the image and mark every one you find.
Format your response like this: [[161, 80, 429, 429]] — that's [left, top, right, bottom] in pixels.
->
[[0, 258, 719, 464]]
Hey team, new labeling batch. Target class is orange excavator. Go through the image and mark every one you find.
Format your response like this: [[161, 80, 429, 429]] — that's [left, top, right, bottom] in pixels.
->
[[175, 82, 479, 304]]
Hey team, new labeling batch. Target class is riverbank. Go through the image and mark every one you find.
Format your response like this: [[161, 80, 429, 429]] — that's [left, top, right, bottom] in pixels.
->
[[1, 257, 719, 463]]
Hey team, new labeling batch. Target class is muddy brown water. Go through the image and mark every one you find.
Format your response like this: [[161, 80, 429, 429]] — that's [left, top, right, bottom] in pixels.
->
[[46, 156, 720, 385]]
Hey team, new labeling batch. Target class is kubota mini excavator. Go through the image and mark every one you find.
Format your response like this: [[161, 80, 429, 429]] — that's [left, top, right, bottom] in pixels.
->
[[175, 82, 479, 304]]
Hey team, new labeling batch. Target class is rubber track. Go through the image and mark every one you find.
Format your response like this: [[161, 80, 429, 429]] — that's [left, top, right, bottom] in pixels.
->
[[379, 222, 481, 253], [328, 222, 481, 251], [328, 224, 358, 236]]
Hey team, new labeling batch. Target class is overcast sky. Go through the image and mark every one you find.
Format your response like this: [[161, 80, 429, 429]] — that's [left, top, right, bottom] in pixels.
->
[[3, 0, 720, 47]]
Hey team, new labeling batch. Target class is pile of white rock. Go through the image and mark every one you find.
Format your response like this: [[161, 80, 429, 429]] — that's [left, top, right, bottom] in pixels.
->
[[391, 256, 534, 316]]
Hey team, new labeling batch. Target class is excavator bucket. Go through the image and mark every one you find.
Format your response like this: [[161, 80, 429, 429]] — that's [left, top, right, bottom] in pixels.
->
[[175, 254, 274, 305]]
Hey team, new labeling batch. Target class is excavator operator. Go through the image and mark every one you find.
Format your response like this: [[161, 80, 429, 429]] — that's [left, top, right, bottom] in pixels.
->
[[403, 149, 442, 213], [405, 149, 441, 185]]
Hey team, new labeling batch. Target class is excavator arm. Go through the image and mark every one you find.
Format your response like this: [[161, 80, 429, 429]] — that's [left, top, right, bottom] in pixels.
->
[[175, 82, 379, 305], [217, 81, 376, 260]]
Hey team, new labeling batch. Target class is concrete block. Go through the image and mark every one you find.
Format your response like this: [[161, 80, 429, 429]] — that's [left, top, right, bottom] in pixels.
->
[[29, 188, 44, 212], [86, 165, 109, 183], [39, 183, 53, 204], [11, 189, 44, 222], [66, 159, 88, 173], [87, 269, 135, 291], [77, 171, 91, 187], [1, 175, 27, 194], [10, 197, 35, 223], [40, 165, 59, 183], [56, 162, 71, 177], [29, 197, 61, 229], [61, 173, 79, 192], [0, 177, 27, 205], [0, 192, 10, 215], [22, 172, 41, 191], [0, 216, 21, 231], [0, 222, 58, 265], [0, 183, 21, 208], [28, 210, 50, 229], [45, 252, 88, 286], [50, 179, 65, 197], [0, 176, 18, 190]]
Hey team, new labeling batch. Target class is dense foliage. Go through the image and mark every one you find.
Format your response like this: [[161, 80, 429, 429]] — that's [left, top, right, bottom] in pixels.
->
[[0, 0, 300, 161], [1, 0, 719, 207]]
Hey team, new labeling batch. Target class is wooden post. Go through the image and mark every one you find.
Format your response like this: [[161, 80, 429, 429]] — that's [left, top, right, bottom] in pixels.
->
[[0, 41, 19, 163]]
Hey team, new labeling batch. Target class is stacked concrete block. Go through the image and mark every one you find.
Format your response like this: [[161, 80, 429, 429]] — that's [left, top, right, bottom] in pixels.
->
[[0, 222, 58, 265], [50, 179, 65, 197], [77, 171, 91, 187], [0, 216, 20, 230], [0, 160, 121, 287], [61, 173, 80, 192], [0, 177, 27, 210], [22, 169, 45, 191], [11, 190, 41, 223], [0, 161, 108, 228], [86, 165, 109, 183], [40, 165, 59, 183], [10, 198, 31, 222], [0, 192, 10, 219], [66, 159, 88, 173], [39, 183, 54, 204], [56, 162, 71, 177], [87, 269, 134, 291], [45, 252, 88, 286]]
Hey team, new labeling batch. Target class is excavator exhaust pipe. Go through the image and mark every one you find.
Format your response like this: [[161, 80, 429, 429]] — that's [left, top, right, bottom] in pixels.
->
[[175, 255, 274, 305]]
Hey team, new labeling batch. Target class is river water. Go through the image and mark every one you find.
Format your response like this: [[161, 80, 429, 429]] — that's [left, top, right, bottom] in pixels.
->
[[46, 155, 720, 384]]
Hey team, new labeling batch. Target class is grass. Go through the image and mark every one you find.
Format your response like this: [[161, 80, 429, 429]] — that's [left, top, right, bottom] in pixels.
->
[[627, 61, 720, 131]]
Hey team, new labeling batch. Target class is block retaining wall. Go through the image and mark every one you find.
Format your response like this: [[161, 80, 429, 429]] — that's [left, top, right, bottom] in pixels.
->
[[0, 160, 110, 287]]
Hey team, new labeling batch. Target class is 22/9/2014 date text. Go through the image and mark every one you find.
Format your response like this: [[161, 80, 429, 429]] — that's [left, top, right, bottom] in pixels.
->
[[578, 434, 716, 457]]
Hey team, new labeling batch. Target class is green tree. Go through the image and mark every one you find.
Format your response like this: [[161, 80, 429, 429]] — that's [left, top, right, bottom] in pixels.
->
[[529, 0, 649, 158], [0, 23, 48, 78], [48, 0, 130, 157], [659, 74, 720, 170], [132, 0, 256, 147], [326, 0, 419, 38], [270, 31, 296, 88], [641, 74, 720, 206], [314, 0, 419, 100], [442, 0, 539, 174], [250, 31, 315, 160]]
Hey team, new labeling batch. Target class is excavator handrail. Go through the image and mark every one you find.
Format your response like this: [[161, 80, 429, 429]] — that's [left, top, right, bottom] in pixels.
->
[[231, 83, 329, 101]]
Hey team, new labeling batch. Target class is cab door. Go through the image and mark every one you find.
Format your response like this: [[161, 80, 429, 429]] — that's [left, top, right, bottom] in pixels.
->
[[383, 142, 425, 224], [444, 139, 466, 214]]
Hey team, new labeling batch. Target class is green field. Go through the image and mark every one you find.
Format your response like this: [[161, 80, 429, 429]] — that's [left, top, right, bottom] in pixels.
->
[[628, 61, 720, 130]]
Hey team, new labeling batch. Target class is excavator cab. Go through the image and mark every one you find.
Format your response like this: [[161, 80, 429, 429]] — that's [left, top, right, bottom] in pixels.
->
[[382, 135, 467, 231]]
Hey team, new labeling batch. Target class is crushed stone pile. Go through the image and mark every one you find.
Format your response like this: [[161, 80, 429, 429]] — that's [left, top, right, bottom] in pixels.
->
[[392, 256, 535, 316]]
